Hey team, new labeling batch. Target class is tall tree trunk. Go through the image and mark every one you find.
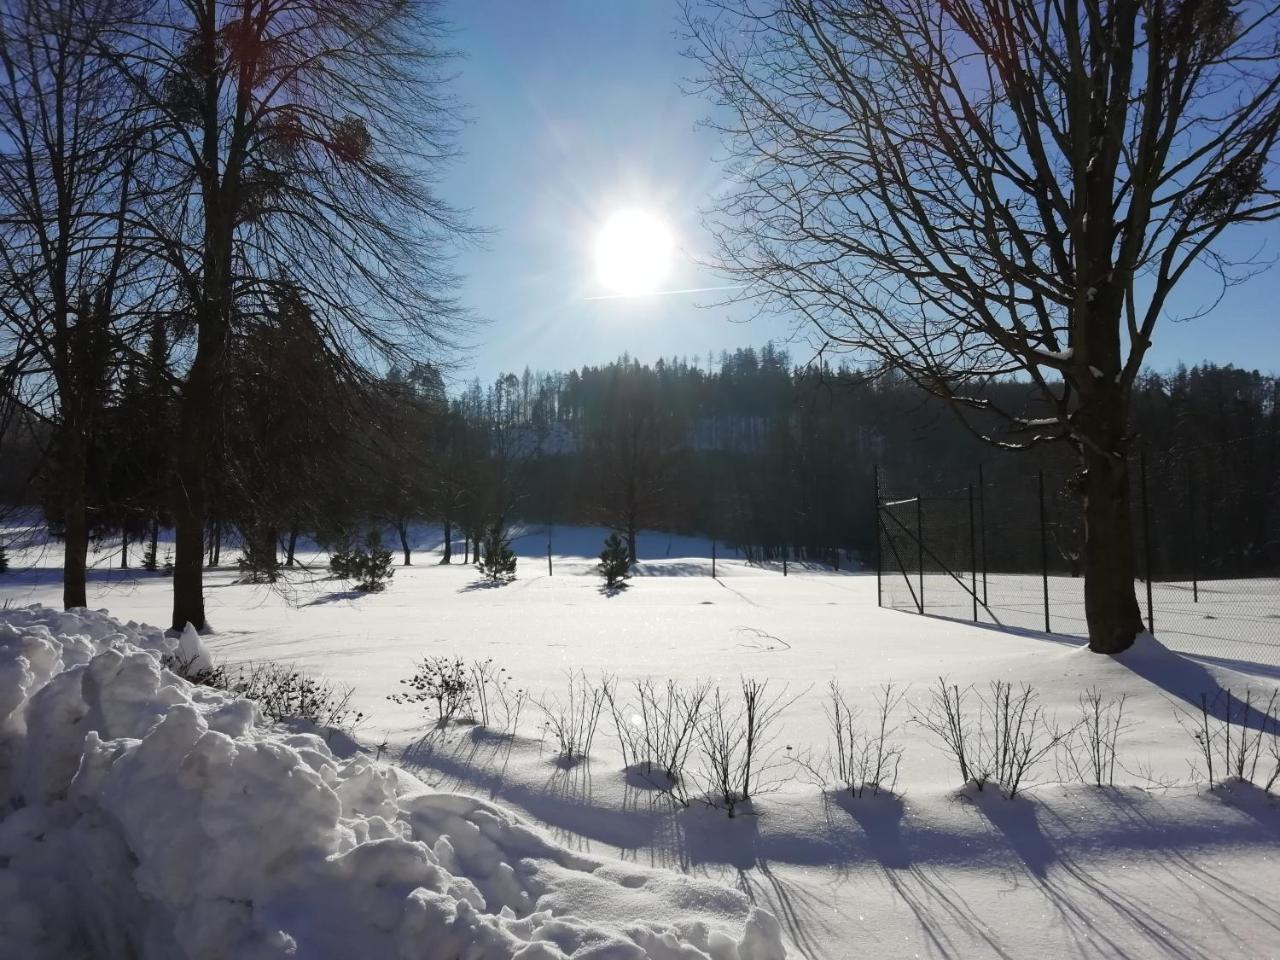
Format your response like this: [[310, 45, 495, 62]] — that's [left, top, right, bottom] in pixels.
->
[[1081, 446, 1145, 653], [441, 518, 452, 563], [171, 315, 223, 630], [171, 415, 207, 630], [463, 534, 470, 564], [60, 421, 88, 609], [398, 521, 411, 565], [121, 529, 129, 569], [286, 523, 299, 567]]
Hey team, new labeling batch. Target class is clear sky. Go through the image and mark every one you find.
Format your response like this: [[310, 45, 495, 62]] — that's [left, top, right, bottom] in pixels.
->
[[440, 0, 1280, 386]]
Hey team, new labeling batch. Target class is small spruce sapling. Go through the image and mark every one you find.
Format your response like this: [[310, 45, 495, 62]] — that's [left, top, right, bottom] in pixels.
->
[[476, 523, 517, 581], [598, 532, 630, 587], [331, 531, 395, 592], [0, 543, 8, 574]]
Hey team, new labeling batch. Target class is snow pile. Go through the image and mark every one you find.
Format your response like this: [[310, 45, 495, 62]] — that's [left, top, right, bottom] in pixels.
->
[[0, 605, 785, 960]]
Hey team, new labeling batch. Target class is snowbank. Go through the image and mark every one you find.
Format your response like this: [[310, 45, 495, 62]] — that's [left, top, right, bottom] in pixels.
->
[[0, 605, 785, 960]]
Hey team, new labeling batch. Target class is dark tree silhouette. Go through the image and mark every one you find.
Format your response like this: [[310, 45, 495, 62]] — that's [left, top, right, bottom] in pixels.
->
[[106, 0, 471, 630]]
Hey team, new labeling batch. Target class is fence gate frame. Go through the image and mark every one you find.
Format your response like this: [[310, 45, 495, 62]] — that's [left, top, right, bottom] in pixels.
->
[[875, 483, 1004, 626]]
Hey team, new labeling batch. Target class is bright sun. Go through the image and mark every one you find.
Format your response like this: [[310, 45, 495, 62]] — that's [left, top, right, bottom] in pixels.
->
[[594, 209, 674, 296]]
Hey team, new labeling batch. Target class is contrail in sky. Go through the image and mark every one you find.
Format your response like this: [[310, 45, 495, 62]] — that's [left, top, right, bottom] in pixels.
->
[[583, 284, 746, 302]]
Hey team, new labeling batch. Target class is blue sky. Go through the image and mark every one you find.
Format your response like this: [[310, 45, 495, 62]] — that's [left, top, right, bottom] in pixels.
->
[[440, 1, 1280, 385]]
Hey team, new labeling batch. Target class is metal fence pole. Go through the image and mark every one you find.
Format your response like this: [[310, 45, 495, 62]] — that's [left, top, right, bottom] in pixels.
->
[[916, 494, 924, 614], [977, 463, 989, 604], [1038, 471, 1050, 633], [712, 539, 717, 579], [874, 466, 882, 608], [1141, 448, 1155, 634], [968, 483, 978, 622], [1187, 461, 1198, 603]]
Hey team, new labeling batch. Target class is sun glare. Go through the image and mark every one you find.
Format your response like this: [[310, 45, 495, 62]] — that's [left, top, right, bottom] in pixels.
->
[[594, 209, 674, 296]]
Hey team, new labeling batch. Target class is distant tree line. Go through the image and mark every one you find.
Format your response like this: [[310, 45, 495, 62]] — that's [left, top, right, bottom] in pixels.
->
[[9, 344, 1274, 581]]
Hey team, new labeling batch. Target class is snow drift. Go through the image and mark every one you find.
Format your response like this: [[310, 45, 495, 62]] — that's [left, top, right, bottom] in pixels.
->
[[0, 605, 785, 960]]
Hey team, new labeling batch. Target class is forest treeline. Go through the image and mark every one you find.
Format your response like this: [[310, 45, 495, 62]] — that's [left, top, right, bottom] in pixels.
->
[[5, 345, 1277, 578]]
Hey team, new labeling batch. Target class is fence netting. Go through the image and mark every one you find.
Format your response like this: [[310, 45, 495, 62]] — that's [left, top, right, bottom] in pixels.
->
[[877, 437, 1280, 672]]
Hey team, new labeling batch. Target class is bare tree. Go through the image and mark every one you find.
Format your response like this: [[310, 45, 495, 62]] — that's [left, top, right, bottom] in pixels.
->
[[105, 0, 471, 630], [0, 0, 149, 607], [685, 0, 1280, 652]]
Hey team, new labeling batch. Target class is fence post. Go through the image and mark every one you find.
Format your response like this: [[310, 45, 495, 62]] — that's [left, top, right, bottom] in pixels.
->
[[712, 539, 717, 579], [968, 483, 978, 622], [916, 494, 924, 614], [1187, 460, 1198, 603], [1141, 448, 1155, 634], [977, 463, 988, 605], [874, 466, 882, 608], [1038, 471, 1050, 633]]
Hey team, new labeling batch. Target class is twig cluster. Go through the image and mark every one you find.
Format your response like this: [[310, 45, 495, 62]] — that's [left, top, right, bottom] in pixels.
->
[[1058, 688, 1129, 787], [166, 653, 363, 730], [697, 678, 797, 816], [469, 658, 528, 737], [539, 670, 606, 763], [916, 678, 1068, 798], [605, 677, 710, 798], [795, 682, 906, 798], [388, 657, 473, 728], [1176, 688, 1280, 790]]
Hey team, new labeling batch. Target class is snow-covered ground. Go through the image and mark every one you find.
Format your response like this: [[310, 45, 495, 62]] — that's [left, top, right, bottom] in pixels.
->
[[4, 524, 1280, 958]]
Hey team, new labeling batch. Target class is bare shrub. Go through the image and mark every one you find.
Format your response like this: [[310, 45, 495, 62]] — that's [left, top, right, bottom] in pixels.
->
[[696, 678, 796, 816], [470, 659, 528, 737], [540, 671, 606, 763], [983, 680, 1068, 798], [603, 676, 642, 769], [388, 657, 474, 728], [917, 677, 1067, 797], [916, 678, 977, 787], [164, 653, 363, 730], [163, 651, 230, 690], [800, 682, 906, 798], [1058, 688, 1129, 786], [1176, 688, 1280, 788], [605, 677, 710, 800]]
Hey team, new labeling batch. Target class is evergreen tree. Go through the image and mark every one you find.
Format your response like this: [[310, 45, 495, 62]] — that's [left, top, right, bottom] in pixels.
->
[[0, 543, 9, 574], [329, 531, 395, 592], [476, 523, 517, 582], [598, 533, 630, 587]]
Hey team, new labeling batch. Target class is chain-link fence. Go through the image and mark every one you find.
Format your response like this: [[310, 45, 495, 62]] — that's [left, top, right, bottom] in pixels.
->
[[876, 438, 1280, 673]]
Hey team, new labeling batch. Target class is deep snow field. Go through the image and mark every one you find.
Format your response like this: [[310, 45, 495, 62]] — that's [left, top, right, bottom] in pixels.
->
[[4, 523, 1280, 959]]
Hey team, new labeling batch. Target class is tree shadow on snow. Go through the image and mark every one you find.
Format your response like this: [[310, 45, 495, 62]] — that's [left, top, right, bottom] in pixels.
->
[[921, 612, 1084, 649], [597, 582, 629, 598], [303, 588, 365, 607], [1114, 636, 1279, 732], [971, 788, 1272, 960], [828, 791, 910, 869], [458, 579, 513, 593]]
